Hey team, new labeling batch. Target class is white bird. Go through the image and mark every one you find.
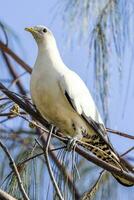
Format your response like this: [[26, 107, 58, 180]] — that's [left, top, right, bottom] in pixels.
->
[[25, 25, 133, 187]]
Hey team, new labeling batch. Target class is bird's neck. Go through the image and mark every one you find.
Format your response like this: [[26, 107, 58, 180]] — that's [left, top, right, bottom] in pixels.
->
[[36, 40, 65, 72]]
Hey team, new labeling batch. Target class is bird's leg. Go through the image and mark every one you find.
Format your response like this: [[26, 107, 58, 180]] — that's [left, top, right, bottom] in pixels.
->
[[45, 124, 54, 153], [67, 137, 78, 151], [67, 132, 83, 151], [53, 126, 59, 135]]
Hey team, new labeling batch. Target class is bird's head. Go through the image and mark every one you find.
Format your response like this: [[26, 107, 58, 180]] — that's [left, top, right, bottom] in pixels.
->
[[25, 25, 55, 47]]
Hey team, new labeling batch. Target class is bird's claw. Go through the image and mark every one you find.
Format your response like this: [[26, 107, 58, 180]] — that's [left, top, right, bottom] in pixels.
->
[[67, 137, 77, 151], [53, 126, 59, 134]]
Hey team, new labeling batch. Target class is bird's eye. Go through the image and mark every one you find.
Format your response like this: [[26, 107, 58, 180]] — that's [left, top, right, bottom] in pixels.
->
[[43, 28, 47, 33]]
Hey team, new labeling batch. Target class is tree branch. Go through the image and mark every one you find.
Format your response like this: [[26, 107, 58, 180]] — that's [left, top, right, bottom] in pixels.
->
[[0, 140, 30, 200], [81, 170, 105, 200], [106, 128, 134, 140], [2, 52, 26, 95], [0, 82, 134, 184], [37, 128, 80, 199], [0, 76, 80, 198], [121, 147, 134, 157], [35, 132, 64, 200], [0, 41, 32, 73]]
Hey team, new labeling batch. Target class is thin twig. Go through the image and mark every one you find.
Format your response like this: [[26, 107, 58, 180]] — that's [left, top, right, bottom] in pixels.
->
[[0, 140, 30, 200], [106, 128, 134, 140], [12, 111, 66, 143], [0, 47, 81, 198], [38, 129, 80, 199], [119, 157, 134, 173], [18, 146, 66, 166], [0, 90, 80, 198], [81, 170, 105, 200], [0, 41, 32, 73], [0, 145, 65, 188], [36, 127, 64, 200], [121, 147, 134, 157], [0, 82, 49, 128], [0, 112, 26, 117], [2, 52, 26, 95], [120, 147, 134, 173], [0, 83, 134, 184]]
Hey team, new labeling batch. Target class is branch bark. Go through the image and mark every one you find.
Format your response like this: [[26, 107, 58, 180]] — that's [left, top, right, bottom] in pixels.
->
[[0, 82, 134, 184], [0, 41, 32, 73], [107, 128, 134, 140], [0, 140, 30, 200], [0, 86, 80, 198], [2, 52, 26, 95]]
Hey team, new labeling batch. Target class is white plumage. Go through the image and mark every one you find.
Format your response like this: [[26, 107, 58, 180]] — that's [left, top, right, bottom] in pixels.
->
[[28, 25, 104, 139], [25, 25, 134, 186], [59, 70, 103, 123]]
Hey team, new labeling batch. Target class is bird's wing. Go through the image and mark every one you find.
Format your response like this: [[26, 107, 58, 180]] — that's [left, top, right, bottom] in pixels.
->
[[59, 70, 134, 187], [59, 69, 111, 145]]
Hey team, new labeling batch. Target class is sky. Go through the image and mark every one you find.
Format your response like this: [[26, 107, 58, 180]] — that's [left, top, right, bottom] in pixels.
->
[[0, 0, 134, 199]]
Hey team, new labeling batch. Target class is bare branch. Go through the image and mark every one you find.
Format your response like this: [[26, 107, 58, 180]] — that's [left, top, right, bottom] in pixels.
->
[[106, 128, 134, 140], [0, 140, 30, 200], [81, 170, 105, 200], [0, 49, 80, 197], [0, 82, 134, 184], [0, 112, 26, 117], [0, 41, 32, 73], [0, 87, 80, 198], [35, 127, 64, 200], [121, 147, 134, 157], [38, 128, 80, 199], [2, 52, 26, 95]]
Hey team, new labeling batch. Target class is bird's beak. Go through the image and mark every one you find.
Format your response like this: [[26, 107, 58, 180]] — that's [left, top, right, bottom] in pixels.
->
[[25, 27, 37, 34]]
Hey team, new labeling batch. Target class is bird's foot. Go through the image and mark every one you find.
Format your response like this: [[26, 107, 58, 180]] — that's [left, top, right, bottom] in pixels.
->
[[67, 137, 78, 151], [53, 126, 59, 134]]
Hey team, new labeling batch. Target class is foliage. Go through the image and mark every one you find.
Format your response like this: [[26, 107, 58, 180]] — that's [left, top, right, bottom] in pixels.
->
[[59, 0, 134, 124]]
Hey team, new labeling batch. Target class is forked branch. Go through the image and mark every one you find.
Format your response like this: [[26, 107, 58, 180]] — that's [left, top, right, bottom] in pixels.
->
[[0, 82, 134, 184]]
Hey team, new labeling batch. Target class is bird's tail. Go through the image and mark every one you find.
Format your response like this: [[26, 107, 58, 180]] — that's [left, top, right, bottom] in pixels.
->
[[112, 174, 133, 187], [81, 132, 134, 187], [112, 157, 134, 187]]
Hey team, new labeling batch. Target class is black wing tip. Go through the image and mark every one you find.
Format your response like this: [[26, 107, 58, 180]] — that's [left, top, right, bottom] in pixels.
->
[[113, 174, 134, 187]]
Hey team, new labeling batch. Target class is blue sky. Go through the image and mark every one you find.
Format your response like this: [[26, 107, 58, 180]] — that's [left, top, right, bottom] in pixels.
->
[[0, 0, 134, 199]]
